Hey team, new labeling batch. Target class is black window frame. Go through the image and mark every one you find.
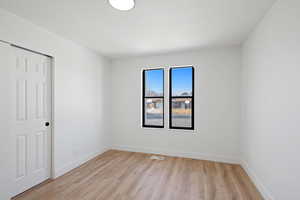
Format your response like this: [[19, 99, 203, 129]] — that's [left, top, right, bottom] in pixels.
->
[[142, 68, 164, 128], [169, 66, 194, 130]]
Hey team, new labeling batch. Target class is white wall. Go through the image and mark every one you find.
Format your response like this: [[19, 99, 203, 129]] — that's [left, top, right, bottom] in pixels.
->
[[111, 47, 241, 163], [241, 0, 300, 199], [0, 42, 15, 200], [0, 9, 111, 199]]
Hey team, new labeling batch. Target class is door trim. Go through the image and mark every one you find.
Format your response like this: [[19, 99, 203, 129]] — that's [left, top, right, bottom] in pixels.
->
[[50, 56, 55, 180], [0, 39, 52, 58]]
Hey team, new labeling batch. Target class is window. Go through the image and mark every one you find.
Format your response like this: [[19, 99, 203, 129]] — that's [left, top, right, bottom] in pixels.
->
[[169, 66, 194, 130], [142, 69, 164, 128]]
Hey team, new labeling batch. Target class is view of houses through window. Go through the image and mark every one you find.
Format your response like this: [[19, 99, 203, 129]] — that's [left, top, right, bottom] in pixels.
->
[[142, 66, 194, 130], [170, 67, 194, 129], [143, 69, 164, 127], [171, 98, 192, 127]]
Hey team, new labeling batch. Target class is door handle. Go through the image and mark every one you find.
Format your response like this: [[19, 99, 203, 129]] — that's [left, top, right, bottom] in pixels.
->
[[45, 122, 50, 127]]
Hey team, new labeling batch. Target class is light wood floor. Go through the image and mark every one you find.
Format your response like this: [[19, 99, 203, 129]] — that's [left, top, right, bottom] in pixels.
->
[[13, 150, 263, 200]]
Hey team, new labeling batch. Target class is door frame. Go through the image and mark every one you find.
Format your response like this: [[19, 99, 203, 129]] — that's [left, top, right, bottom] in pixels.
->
[[50, 56, 55, 180]]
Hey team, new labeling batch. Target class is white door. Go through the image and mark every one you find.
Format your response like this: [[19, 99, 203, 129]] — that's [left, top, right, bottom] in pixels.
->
[[13, 46, 52, 196]]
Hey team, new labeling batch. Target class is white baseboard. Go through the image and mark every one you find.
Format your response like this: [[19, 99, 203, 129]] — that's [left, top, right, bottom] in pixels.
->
[[241, 160, 275, 200], [54, 147, 109, 178], [112, 145, 240, 164]]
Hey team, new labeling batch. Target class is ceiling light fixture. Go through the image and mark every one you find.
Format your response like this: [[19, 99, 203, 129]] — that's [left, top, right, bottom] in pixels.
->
[[109, 0, 135, 11]]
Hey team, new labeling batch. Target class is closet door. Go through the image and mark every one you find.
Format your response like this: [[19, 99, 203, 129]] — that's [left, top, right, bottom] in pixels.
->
[[13, 46, 52, 196]]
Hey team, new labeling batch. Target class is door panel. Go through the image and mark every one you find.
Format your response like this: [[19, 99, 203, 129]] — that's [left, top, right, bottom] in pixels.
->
[[13, 47, 52, 196], [16, 135, 27, 179], [16, 80, 28, 121], [34, 131, 44, 171], [35, 83, 44, 119]]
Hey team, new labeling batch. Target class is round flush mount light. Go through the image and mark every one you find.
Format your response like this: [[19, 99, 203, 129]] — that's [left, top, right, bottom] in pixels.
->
[[109, 0, 135, 11]]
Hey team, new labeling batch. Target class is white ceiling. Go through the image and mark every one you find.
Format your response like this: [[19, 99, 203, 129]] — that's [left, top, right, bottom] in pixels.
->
[[0, 0, 275, 58]]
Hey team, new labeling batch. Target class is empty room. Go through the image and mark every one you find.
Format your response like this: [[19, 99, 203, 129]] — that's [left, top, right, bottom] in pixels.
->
[[0, 0, 299, 199]]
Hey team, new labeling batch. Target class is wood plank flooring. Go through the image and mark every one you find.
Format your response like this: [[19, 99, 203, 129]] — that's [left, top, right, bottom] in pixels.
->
[[13, 150, 263, 200]]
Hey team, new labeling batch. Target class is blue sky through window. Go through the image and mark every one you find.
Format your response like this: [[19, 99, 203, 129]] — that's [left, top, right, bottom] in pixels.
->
[[145, 67, 193, 96], [172, 67, 193, 96], [145, 69, 163, 96]]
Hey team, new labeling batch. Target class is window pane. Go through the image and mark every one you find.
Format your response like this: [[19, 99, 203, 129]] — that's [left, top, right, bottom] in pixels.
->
[[144, 98, 163, 126], [145, 69, 164, 96], [171, 98, 192, 128], [171, 67, 193, 96]]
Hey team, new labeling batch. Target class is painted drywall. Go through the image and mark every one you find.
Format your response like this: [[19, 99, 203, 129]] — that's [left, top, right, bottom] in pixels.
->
[[0, 9, 111, 199], [241, 0, 300, 199], [111, 47, 241, 163], [0, 42, 15, 200], [0, 0, 276, 58]]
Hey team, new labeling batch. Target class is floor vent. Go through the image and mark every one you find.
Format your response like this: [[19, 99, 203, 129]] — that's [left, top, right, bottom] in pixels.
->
[[150, 155, 165, 160]]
